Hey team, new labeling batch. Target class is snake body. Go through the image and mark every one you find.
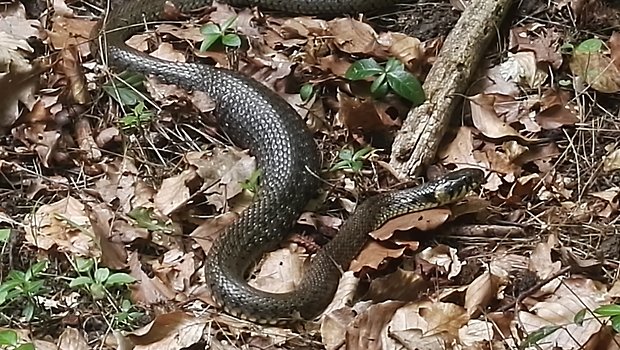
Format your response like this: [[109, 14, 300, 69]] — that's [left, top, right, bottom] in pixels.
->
[[98, 0, 485, 323]]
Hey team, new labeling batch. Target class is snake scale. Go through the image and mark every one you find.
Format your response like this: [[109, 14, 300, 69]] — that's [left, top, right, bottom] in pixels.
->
[[96, 0, 485, 323]]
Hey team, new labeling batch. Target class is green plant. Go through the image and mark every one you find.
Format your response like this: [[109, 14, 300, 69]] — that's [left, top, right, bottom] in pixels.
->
[[102, 71, 146, 106], [300, 84, 315, 102], [345, 57, 425, 105], [330, 146, 377, 173], [0, 260, 48, 321], [127, 207, 172, 233], [0, 228, 10, 243], [200, 16, 242, 51], [118, 101, 153, 130], [113, 299, 145, 329], [0, 329, 34, 350], [591, 304, 620, 332], [69, 258, 135, 300], [240, 169, 261, 193]]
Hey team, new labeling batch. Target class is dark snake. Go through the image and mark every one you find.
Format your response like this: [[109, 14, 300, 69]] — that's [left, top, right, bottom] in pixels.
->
[[95, 0, 485, 323]]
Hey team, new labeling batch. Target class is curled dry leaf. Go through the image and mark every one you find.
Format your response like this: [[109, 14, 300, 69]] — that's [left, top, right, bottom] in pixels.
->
[[499, 51, 548, 89], [125, 311, 207, 349], [321, 306, 356, 350], [127, 252, 176, 305], [469, 93, 530, 142], [464, 270, 502, 317], [417, 245, 462, 279], [366, 268, 429, 303], [95, 158, 139, 213], [349, 241, 408, 272], [529, 234, 562, 283], [322, 271, 359, 317], [88, 203, 128, 270], [347, 301, 405, 350], [384, 301, 469, 350]]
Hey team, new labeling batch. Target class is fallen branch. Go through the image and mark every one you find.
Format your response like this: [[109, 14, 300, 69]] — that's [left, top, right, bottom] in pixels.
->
[[389, 0, 514, 177]]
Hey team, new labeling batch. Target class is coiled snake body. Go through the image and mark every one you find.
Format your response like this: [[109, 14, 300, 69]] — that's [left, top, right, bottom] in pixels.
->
[[96, 0, 485, 323]]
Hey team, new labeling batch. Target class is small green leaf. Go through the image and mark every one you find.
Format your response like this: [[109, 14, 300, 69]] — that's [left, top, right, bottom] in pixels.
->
[[371, 80, 389, 99], [385, 58, 404, 73], [353, 146, 375, 160], [560, 43, 574, 55], [339, 148, 354, 161], [386, 70, 425, 105], [350, 160, 363, 173], [23, 303, 34, 321], [345, 58, 384, 80], [300, 84, 315, 102], [128, 207, 170, 232], [574, 308, 587, 326], [105, 273, 136, 286], [16, 343, 35, 350], [594, 304, 620, 317], [0, 290, 7, 306], [222, 33, 241, 47], [0, 329, 18, 346], [90, 283, 106, 300], [200, 33, 222, 52], [75, 257, 94, 273], [0, 228, 10, 243], [612, 315, 620, 333], [370, 73, 387, 94], [519, 325, 561, 349], [220, 16, 238, 32], [28, 260, 48, 278], [241, 169, 262, 193], [94, 268, 110, 284], [69, 276, 93, 288], [329, 160, 351, 172], [200, 23, 222, 35], [576, 38, 604, 54]]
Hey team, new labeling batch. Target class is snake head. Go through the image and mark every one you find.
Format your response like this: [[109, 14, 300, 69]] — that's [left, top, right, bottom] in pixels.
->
[[433, 168, 485, 204]]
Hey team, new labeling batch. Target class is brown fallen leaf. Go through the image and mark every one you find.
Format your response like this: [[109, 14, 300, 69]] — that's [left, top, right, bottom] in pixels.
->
[[88, 204, 128, 270], [57, 327, 89, 350], [190, 212, 238, 254], [24, 197, 93, 255], [328, 18, 378, 55], [386, 301, 469, 349], [249, 245, 307, 294], [518, 278, 610, 350], [48, 16, 96, 56], [469, 93, 531, 142], [346, 301, 405, 350], [337, 92, 402, 134], [570, 46, 620, 93], [417, 245, 462, 279], [153, 168, 198, 216], [366, 268, 429, 303], [349, 241, 408, 272], [125, 311, 207, 349], [535, 89, 580, 129], [127, 252, 176, 305], [464, 270, 502, 317], [370, 208, 451, 241]]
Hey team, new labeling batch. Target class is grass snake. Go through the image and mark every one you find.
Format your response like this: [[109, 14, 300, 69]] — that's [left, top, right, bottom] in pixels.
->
[[95, 0, 485, 323]]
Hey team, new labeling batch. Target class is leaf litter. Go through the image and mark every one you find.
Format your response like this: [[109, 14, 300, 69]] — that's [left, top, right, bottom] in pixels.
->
[[3, 0, 620, 349]]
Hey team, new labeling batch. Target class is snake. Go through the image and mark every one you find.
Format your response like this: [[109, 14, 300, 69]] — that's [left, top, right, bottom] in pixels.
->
[[95, 0, 485, 323]]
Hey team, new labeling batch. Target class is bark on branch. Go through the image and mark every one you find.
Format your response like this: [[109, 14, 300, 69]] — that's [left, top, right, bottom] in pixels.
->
[[389, 0, 514, 177]]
